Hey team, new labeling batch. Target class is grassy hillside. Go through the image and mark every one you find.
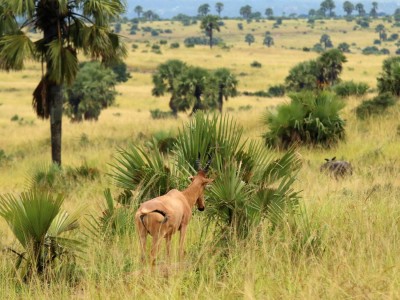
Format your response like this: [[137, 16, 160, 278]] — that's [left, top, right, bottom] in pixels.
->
[[1, 18, 400, 298]]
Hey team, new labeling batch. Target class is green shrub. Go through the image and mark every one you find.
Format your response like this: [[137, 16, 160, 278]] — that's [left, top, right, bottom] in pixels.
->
[[355, 93, 397, 119], [377, 56, 400, 96], [184, 36, 223, 46], [333, 81, 369, 97], [268, 84, 286, 97], [250, 61, 262, 68], [150, 109, 176, 119], [170, 42, 180, 48], [362, 46, 380, 55], [148, 131, 177, 154], [263, 91, 346, 148]]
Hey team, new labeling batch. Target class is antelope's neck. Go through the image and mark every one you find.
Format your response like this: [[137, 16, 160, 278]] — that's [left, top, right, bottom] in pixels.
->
[[182, 181, 202, 208]]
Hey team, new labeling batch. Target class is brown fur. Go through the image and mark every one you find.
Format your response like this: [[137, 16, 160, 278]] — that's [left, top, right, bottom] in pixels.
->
[[135, 170, 213, 265]]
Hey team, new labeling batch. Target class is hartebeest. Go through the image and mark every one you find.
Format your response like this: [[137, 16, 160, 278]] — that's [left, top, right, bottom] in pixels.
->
[[135, 157, 213, 265]]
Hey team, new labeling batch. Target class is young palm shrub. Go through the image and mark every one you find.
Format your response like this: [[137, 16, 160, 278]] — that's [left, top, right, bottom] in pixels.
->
[[263, 91, 346, 149], [0, 190, 84, 281]]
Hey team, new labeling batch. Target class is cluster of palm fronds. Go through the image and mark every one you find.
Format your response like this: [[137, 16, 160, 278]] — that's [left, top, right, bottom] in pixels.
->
[[263, 91, 346, 149]]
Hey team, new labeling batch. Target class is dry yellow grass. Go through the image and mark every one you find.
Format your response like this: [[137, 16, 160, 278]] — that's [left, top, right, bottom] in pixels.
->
[[1, 18, 400, 299]]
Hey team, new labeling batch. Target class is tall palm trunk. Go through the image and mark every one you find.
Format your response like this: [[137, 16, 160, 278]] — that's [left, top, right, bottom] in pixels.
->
[[218, 88, 224, 113], [209, 28, 213, 49], [43, 4, 63, 166], [191, 87, 203, 115], [49, 83, 63, 165]]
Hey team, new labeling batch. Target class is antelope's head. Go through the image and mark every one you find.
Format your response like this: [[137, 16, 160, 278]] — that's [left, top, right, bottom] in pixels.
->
[[188, 154, 214, 211]]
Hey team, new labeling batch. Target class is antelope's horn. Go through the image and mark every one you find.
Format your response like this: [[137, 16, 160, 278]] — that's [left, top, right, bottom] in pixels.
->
[[204, 153, 213, 172], [196, 153, 201, 171]]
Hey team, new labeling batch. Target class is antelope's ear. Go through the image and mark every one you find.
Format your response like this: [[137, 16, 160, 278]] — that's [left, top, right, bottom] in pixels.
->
[[188, 176, 194, 181], [324, 158, 329, 162], [332, 156, 336, 161]]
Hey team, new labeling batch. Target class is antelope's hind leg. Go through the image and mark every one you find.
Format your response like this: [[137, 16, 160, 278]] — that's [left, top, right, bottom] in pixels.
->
[[135, 216, 148, 263]]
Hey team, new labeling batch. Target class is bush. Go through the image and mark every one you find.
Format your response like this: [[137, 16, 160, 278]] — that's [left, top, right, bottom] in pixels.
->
[[150, 109, 176, 119], [263, 91, 346, 148], [355, 93, 397, 119], [268, 84, 286, 97], [184, 36, 223, 46], [250, 61, 262, 68], [149, 131, 177, 153], [374, 39, 381, 45], [333, 81, 369, 97], [170, 42, 180, 49], [377, 56, 400, 96], [64, 61, 117, 122], [242, 91, 270, 97], [362, 46, 380, 55]]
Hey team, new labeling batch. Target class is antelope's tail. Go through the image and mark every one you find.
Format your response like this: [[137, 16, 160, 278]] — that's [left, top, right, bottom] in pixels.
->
[[138, 210, 169, 234]]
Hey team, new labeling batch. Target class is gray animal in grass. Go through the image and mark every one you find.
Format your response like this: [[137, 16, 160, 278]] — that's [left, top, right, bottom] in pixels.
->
[[320, 157, 353, 179]]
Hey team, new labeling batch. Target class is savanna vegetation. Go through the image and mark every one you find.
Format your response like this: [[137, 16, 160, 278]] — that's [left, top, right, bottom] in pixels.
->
[[1, 1, 400, 298]]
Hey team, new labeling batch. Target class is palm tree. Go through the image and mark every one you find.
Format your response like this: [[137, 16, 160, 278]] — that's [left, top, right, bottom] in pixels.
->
[[213, 68, 239, 113], [198, 3, 210, 17], [177, 66, 211, 114], [320, 0, 336, 17], [0, 190, 84, 280], [355, 3, 365, 16], [319, 49, 347, 86], [200, 15, 221, 49], [134, 5, 143, 19], [215, 2, 224, 17], [245, 33, 255, 45], [0, 0, 126, 166], [320, 33, 333, 49], [375, 24, 386, 41], [343, 1, 354, 16], [143, 10, 155, 21], [263, 35, 274, 47], [239, 5, 252, 19], [265, 8, 274, 18], [152, 60, 188, 116], [370, 2, 378, 18]]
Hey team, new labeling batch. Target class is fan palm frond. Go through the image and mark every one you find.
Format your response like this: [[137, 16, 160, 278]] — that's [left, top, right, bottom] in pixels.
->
[[0, 32, 35, 70], [0, 4, 19, 34], [47, 39, 78, 85], [4, 0, 35, 18]]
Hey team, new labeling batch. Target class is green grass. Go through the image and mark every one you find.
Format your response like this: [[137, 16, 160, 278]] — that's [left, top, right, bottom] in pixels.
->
[[1, 18, 400, 298]]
